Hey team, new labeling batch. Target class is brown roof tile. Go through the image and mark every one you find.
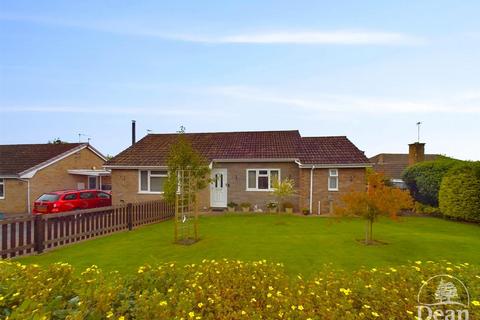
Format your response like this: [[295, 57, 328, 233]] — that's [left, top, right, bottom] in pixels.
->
[[0, 143, 85, 176], [106, 130, 370, 167]]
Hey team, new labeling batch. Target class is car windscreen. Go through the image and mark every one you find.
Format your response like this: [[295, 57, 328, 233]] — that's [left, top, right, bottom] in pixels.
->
[[37, 194, 60, 202]]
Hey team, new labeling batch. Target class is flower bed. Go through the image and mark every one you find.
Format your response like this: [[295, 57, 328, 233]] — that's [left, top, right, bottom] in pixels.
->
[[0, 260, 479, 319]]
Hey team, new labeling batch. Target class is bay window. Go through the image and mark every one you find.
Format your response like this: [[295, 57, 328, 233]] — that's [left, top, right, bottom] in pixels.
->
[[328, 169, 339, 191], [139, 170, 168, 193], [246, 169, 280, 191]]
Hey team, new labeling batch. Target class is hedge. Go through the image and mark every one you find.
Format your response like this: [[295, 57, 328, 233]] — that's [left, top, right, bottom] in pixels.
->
[[1, 260, 479, 319], [439, 162, 480, 222], [402, 156, 461, 206]]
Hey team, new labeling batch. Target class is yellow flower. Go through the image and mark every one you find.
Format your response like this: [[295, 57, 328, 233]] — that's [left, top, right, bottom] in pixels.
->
[[371, 311, 380, 317], [118, 317, 125, 320], [298, 305, 304, 311], [407, 310, 413, 315], [250, 298, 257, 303], [189, 311, 195, 318], [12, 293, 20, 297], [267, 293, 272, 298], [159, 301, 167, 306], [472, 300, 480, 307], [291, 305, 296, 310], [106, 311, 114, 319], [0, 296, 4, 301], [197, 302, 204, 308], [339, 288, 351, 296], [363, 304, 371, 309], [446, 267, 453, 271], [415, 261, 422, 264], [389, 267, 397, 272], [241, 310, 246, 315], [268, 286, 274, 291]]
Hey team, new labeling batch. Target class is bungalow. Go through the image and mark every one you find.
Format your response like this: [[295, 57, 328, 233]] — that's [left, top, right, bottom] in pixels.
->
[[0, 143, 110, 215], [370, 142, 439, 188], [105, 130, 370, 214]]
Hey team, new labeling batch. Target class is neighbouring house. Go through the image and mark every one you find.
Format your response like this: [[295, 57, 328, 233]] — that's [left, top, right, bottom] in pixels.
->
[[0, 143, 110, 215], [105, 130, 370, 214], [370, 142, 440, 188]]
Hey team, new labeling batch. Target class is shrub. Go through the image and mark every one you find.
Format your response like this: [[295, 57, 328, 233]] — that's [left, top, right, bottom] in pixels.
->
[[227, 202, 238, 208], [402, 156, 461, 206], [414, 202, 441, 215], [1, 260, 479, 319], [266, 201, 278, 209], [439, 162, 480, 222], [240, 202, 251, 208]]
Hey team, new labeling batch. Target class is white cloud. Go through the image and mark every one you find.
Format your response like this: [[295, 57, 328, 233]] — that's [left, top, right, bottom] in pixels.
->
[[0, 13, 424, 46], [0, 106, 209, 117], [195, 31, 423, 45], [203, 86, 480, 114]]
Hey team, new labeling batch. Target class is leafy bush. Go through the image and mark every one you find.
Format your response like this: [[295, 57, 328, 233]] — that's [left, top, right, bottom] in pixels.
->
[[402, 156, 461, 206], [227, 202, 238, 208], [414, 202, 441, 215], [240, 202, 251, 208], [439, 162, 480, 222], [1, 260, 479, 319]]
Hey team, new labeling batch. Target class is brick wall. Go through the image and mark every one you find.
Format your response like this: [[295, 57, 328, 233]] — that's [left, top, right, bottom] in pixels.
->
[[0, 147, 105, 215], [299, 167, 366, 215], [0, 179, 28, 214], [212, 162, 300, 211], [109, 164, 366, 213], [110, 169, 210, 209]]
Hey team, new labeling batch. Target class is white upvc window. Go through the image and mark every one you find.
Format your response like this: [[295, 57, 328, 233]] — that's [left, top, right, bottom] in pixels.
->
[[139, 170, 168, 194], [0, 178, 4, 199], [246, 169, 280, 191], [328, 169, 339, 191]]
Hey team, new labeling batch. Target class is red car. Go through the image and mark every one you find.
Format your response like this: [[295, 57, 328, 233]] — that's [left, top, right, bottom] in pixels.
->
[[33, 189, 112, 214]]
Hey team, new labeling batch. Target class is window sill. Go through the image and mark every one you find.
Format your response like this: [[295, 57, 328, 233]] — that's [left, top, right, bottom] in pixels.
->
[[138, 191, 164, 195], [245, 189, 274, 192], [328, 189, 339, 192]]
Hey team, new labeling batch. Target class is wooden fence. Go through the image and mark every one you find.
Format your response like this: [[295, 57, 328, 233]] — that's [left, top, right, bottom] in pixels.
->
[[0, 199, 174, 259]]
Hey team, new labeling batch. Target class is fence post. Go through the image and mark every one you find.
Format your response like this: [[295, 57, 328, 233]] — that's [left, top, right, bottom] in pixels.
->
[[127, 203, 133, 231], [34, 215, 45, 253]]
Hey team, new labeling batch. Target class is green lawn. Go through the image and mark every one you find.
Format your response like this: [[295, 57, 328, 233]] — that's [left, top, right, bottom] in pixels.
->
[[18, 214, 480, 277]]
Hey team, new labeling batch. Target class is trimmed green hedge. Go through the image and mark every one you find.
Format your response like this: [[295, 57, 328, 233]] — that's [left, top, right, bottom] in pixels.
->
[[439, 162, 480, 222], [1, 260, 479, 319], [402, 156, 460, 206]]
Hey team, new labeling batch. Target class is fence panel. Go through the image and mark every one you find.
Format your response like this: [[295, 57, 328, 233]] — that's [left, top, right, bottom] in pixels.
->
[[0, 215, 35, 259], [0, 199, 174, 259]]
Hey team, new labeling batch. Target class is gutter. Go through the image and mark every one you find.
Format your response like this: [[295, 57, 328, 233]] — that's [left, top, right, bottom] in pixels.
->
[[299, 163, 372, 169]]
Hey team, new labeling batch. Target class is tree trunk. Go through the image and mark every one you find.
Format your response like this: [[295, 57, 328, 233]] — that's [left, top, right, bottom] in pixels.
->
[[365, 219, 373, 245]]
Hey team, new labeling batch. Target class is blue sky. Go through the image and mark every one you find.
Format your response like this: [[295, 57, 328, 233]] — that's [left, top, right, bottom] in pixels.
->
[[1, 1, 479, 159]]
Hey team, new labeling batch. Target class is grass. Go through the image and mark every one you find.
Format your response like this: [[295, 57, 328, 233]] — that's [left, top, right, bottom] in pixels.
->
[[18, 214, 480, 277]]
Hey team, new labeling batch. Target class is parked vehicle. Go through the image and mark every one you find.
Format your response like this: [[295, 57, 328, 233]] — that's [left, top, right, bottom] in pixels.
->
[[32, 189, 112, 214]]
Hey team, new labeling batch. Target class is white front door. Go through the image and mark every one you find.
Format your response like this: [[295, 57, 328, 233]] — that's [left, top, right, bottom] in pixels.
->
[[210, 169, 228, 208]]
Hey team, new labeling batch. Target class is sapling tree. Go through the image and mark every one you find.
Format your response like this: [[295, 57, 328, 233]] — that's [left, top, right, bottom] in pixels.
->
[[271, 178, 296, 211], [163, 128, 210, 205], [335, 172, 413, 245]]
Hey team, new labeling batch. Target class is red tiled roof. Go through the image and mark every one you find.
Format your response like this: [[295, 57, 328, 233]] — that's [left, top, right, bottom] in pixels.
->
[[369, 153, 439, 179], [106, 130, 370, 167], [0, 143, 85, 176], [299, 136, 370, 165]]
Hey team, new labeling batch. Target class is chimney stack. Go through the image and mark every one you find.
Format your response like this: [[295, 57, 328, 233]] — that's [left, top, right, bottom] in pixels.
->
[[131, 120, 136, 145], [408, 142, 425, 166]]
